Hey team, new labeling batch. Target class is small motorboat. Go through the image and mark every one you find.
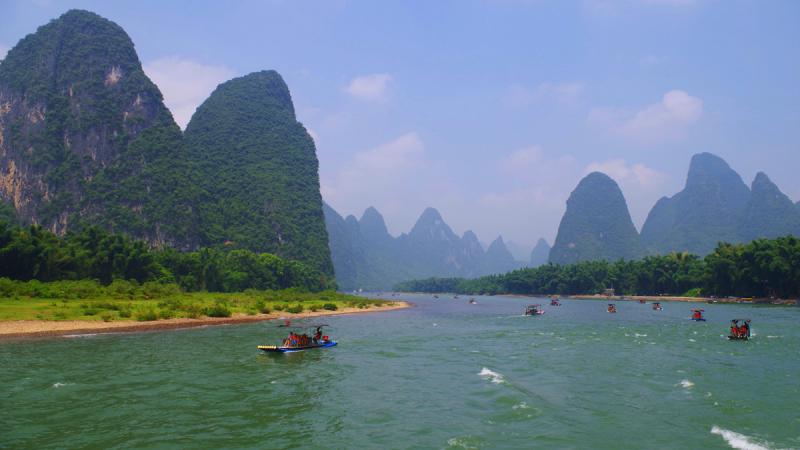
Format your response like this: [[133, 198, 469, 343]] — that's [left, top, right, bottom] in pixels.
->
[[469, 298, 477, 304], [607, 303, 617, 313], [638, 299, 646, 304], [550, 299, 561, 306], [525, 304, 544, 316], [652, 302, 662, 311]]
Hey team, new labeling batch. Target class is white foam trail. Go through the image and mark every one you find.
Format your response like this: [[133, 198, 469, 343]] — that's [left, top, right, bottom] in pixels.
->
[[512, 402, 529, 410], [689, 338, 697, 342], [710, 426, 772, 450], [680, 379, 694, 389], [52, 382, 67, 388], [478, 367, 505, 384]]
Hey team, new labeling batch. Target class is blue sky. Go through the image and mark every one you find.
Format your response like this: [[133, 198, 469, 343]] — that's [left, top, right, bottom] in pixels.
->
[[2, 0, 798, 251]]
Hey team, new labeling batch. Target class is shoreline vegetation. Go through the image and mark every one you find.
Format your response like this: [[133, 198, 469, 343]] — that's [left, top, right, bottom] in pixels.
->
[[0, 277, 409, 340], [394, 236, 800, 304], [0, 301, 410, 340]]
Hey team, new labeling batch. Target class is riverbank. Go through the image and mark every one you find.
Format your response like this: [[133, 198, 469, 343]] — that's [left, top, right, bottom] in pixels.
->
[[0, 301, 410, 340], [566, 294, 797, 305]]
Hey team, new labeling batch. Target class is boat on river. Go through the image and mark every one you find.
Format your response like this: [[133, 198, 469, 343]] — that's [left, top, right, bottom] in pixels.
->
[[258, 341, 337, 353], [259, 325, 337, 353], [525, 304, 544, 316], [690, 308, 705, 321], [607, 303, 617, 313]]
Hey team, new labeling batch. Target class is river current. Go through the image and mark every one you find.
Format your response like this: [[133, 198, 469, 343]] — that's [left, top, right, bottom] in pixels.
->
[[2, 294, 798, 449]]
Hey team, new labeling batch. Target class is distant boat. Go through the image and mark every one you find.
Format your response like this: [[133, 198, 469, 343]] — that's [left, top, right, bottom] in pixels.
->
[[469, 298, 477, 304], [525, 304, 544, 316], [607, 304, 617, 313]]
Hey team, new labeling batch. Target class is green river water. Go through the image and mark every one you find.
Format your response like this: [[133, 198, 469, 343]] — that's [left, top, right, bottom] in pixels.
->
[[2, 294, 799, 449]]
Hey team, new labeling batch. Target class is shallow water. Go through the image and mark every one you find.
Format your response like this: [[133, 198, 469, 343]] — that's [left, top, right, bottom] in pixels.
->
[[2, 295, 799, 449]]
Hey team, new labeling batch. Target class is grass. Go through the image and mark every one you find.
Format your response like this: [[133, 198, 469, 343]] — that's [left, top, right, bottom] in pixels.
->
[[0, 279, 388, 322]]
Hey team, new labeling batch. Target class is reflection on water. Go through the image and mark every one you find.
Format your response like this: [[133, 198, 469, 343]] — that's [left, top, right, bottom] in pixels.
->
[[1, 294, 799, 449]]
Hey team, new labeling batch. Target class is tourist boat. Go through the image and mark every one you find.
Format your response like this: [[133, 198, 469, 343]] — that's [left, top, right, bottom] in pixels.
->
[[258, 341, 337, 353], [525, 304, 544, 316], [550, 298, 561, 306], [259, 325, 337, 353], [607, 304, 617, 313], [690, 308, 705, 321], [728, 319, 751, 341]]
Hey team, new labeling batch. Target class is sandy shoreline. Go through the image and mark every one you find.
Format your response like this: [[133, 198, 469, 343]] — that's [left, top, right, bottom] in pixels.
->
[[0, 301, 411, 341]]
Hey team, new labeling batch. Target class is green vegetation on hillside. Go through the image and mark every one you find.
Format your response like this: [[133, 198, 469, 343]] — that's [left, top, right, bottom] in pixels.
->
[[396, 236, 800, 299], [184, 71, 333, 275], [0, 10, 198, 246], [0, 222, 334, 293], [550, 172, 643, 264]]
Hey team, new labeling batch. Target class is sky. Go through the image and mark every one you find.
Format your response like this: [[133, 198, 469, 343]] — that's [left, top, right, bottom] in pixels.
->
[[2, 0, 799, 251]]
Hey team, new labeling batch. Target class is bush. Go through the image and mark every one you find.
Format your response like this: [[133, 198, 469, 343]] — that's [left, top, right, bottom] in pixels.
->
[[135, 308, 158, 321], [273, 303, 286, 311], [286, 304, 303, 314], [158, 309, 175, 320], [100, 311, 114, 322], [185, 303, 204, 319], [322, 303, 338, 311], [118, 307, 132, 318], [83, 308, 99, 316], [205, 302, 232, 318]]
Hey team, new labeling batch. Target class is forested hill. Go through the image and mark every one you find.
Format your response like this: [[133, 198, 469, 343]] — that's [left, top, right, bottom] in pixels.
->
[[184, 71, 333, 275], [549, 172, 642, 264], [0, 10, 334, 277], [395, 236, 800, 300], [0, 10, 197, 248]]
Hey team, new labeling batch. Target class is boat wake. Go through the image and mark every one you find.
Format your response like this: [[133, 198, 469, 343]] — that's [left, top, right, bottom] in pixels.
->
[[711, 426, 773, 450], [478, 367, 505, 384], [679, 379, 694, 389], [52, 382, 68, 388]]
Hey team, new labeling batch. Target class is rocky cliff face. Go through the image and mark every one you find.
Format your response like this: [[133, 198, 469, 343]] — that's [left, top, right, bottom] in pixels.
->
[[739, 172, 800, 241], [550, 172, 643, 264], [0, 10, 197, 248], [640, 153, 750, 255], [529, 238, 550, 267], [184, 70, 332, 274]]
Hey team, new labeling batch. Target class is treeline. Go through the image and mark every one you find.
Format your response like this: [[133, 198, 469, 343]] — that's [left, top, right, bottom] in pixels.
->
[[395, 236, 800, 299], [0, 222, 334, 292]]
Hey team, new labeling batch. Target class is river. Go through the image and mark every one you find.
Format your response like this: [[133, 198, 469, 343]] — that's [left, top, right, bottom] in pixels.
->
[[2, 294, 798, 449]]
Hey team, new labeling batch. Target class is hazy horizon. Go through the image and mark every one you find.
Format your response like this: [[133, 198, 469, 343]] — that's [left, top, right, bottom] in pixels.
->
[[2, 0, 798, 246]]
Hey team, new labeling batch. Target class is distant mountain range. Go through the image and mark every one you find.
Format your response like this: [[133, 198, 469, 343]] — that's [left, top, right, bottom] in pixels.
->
[[324, 205, 532, 290], [551, 152, 800, 264]]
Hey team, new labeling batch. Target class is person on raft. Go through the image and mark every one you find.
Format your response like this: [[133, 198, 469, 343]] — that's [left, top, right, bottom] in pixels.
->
[[692, 309, 703, 320], [313, 327, 323, 344], [729, 320, 751, 338]]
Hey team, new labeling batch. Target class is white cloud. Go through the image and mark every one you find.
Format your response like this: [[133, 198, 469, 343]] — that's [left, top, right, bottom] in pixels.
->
[[143, 57, 235, 129], [639, 54, 667, 67], [499, 146, 544, 172], [344, 73, 393, 101], [322, 133, 428, 225], [506, 81, 585, 107], [589, 89, 703, 141], [0, 44, 9, 61], [585, 159, 667, 189]]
